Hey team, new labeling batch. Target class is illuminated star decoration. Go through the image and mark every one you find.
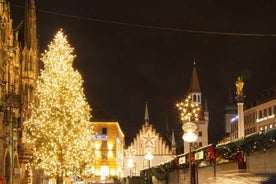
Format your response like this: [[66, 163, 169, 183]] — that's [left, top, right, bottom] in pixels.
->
[[141, 130, 157, 148], [176, 95, 201, 122], [125, 147, 136, 158]]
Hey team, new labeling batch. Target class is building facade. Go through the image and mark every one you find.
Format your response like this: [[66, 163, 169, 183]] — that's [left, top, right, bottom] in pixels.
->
[[124, 102, 175, 177], [230, 87, 276, 139], [91, 121, 125, 182], [0, 0, 38, 183]]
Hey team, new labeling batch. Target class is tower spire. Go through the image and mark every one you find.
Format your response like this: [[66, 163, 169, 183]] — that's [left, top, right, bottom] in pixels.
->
[[228, 88, 234, 105], [189, 60, 201, 93], [171, 129, 176, 155], [24, 0, 38, 50], [171, 129, 176, 147], [144, 101, 149, 126]]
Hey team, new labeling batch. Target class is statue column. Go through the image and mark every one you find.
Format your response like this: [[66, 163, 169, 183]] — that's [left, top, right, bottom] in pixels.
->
[[235, 76, 246, 138]]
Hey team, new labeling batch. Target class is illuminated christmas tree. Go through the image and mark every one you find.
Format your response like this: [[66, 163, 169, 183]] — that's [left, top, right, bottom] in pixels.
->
[[26, 30, 94, 183]]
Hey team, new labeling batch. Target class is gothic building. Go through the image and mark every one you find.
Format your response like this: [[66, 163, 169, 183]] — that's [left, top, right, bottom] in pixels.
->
[[0, 0, 38, 183], [123, 102, 176, 177]]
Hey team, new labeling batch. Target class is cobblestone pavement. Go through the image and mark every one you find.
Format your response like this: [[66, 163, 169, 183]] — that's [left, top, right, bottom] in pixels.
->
[[203, 173, 276, 184]]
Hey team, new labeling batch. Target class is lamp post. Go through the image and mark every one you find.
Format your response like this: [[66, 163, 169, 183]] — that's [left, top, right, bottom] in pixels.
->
[[141, 129, 156, 184], [127, 158, 134, 176], [182, 123, 198, 184], [177, 95, 200, 184], [125, 147, 136, 177], [144, 151, 154, 184], [144, 151, 154, 168]]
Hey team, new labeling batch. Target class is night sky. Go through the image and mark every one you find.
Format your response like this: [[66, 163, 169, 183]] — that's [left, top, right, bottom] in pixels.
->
[[11, 0, 276, 146]]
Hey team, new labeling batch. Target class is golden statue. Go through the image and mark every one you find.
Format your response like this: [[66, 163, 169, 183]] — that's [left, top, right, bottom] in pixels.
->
[[235, 76, 244, 96]]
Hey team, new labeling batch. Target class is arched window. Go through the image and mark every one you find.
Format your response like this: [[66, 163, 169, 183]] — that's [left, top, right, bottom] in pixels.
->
[[197, 95, 201, 103], [193, 94, 196, 102]]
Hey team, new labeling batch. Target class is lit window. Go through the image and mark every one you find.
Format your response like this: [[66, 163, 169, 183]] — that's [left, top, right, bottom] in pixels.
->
[[100, 166, 109, 179], [270, 124, 273, 129]]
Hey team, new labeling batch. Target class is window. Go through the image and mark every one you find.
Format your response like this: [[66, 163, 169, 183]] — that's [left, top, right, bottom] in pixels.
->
[[274, 105, 276, 114], [100, 166, 109, 178], [269, 107, 272, 116], [198, 131, 202, 137], [198, 95, 201, 103], [199, 142, 203, 147], [193, 95, 196, 102], [259, 110, 263, 119], [143, 160, 150, 169], [102, 128, 107, 135]]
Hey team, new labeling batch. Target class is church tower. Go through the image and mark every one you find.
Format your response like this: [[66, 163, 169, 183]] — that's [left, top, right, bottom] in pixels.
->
[[21, 0, 39, 114], [224, 89, 237, 137], [189, 61, 202, 105], [0, 0, 39, 183], [0, 1, 19, 183], [183, 62, 209, 153]]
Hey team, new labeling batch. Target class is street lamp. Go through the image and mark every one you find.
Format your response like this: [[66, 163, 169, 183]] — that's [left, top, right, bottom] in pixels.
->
[[182, 123, 198, 184], [144, 151, 154, 184], [125, 147, 136, 177], [144, 151, 154, 168], [141, 129, 156, 184], [182, 122, 198, 143], [177, 95, 200, 184], [127, 158, 134, 176]]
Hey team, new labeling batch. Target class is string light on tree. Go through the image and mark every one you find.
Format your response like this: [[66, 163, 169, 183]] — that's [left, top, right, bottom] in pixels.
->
[[26, 29, 95, 183]]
